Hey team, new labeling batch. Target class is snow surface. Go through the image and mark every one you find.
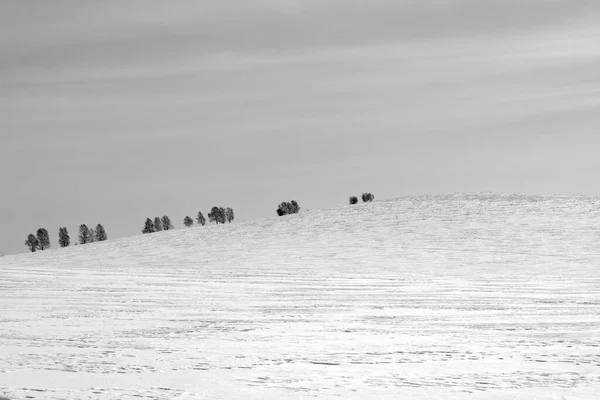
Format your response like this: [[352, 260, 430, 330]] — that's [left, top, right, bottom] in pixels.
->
[[1, 194, 600, 399]]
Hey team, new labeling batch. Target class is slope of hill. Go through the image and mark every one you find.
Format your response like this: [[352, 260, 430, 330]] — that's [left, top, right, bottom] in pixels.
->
[[1, 194, 600, 399]]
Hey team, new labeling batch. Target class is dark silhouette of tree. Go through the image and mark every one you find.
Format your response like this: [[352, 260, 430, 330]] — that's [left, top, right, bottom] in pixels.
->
[[58, 227, 70, 247], [208, 206, 226, 224], [208, 206, 219, 225], [95, 224, 107, 241], [154, 217, 163, 232], [78, 224, 92, 244], [277, 200, 300, 216], [196, 211, 206, 226], [36, 228, 50, 251], [362, 192, 374, 202], [349, 196, 358, 204], [161, 215, 173, 230], [183, 216, 193, 227], [290, 200, 300, 213], [25, 234, 38, 252], [142, 218, 155, 234], [225, 207, 234, 223], [208, 207, 218, 224]]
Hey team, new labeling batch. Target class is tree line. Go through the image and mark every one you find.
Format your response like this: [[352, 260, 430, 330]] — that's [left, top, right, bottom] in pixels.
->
[[22, 193, 374, 252], [349, 192, 374, 204], [275, 192, 374, 215], [142, 207, 235, 234], [277, 200, 300, 216], [24, 224, 107, 252], [142, 215, 174, 234]]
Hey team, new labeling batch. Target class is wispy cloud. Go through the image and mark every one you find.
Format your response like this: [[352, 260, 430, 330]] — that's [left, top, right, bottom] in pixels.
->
[[1, 0, 599, 254]]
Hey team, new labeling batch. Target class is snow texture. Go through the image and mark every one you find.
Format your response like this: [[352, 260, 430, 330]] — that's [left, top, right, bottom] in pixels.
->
[[1, 194, 599, 399]]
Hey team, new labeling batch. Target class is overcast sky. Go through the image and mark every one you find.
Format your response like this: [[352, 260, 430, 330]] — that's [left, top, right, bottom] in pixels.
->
[[1, 0, 599, 255]]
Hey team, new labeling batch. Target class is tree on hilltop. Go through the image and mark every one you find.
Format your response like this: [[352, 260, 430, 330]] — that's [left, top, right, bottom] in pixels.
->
[[183, 216, 194, 227], [225, 207, 234, 223], [208, 206, 226, 224], [142, 218, 155, 234], [362, 192, 374, 202], [95, 224, 107, 241], [153, 217, 163, 232], [208, 207, 218, 224], [289, 200, 300, 214], [161, 215, 173, 230], [25, 234, 38, 252], [276, 200, 300, 216], [79, 224, 92, 244], [196, 211, 206, 226], [58, 227, 70, 247], [36, 228, 50, 250]]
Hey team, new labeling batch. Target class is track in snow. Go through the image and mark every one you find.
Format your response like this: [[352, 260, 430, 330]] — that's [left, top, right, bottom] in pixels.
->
[[1, 194, 600, 399]]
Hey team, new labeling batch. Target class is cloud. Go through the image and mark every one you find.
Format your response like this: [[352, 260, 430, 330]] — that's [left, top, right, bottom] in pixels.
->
[[1, 0, 600, 254], [2, 0, 598, 71]]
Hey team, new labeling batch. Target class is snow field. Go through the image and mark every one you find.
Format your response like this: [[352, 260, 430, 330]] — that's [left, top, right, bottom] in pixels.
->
[[1, 194, 599, 399]]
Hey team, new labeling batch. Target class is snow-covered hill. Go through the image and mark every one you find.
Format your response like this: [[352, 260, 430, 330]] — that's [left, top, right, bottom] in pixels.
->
[[1, 194, 599, 399]]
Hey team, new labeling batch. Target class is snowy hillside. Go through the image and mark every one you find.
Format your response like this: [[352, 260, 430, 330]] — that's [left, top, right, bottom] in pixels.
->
[[1, 194, 600, 399]]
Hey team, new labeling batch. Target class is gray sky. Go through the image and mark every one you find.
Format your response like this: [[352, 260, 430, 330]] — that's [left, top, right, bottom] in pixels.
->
[[1, 0, 600, 255]]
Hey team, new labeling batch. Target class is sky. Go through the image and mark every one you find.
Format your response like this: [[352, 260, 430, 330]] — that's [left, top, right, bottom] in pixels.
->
[[1, 0, 600, 255]]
